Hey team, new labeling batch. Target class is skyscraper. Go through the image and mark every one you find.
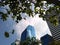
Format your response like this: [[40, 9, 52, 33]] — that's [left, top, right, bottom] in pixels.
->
[[21, 25, 36, 41], [41, 34, 54, 45], [47, 21, 60, 41]]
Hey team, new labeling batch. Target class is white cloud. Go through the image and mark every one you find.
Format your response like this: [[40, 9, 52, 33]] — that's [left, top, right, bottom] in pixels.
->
[[15, 14, 52, 40]]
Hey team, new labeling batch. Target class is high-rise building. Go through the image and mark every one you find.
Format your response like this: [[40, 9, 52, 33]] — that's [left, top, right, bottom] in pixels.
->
[[47, 21, 60, 41], [41, 34, 54, 45], [21, 25, 36, 41]]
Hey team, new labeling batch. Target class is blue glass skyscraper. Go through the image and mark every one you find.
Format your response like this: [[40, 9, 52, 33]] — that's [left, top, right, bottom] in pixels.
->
[[21, 25, 36, 41]]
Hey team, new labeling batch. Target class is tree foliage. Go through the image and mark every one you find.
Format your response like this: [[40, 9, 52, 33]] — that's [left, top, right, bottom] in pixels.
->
[[49, 40, 60, 45], [20, 37, 41, 45], [20, 37, 60, 45], [0, 0, 60, 26], [4, 30, 15, 38], [4, 32, 9, 38]]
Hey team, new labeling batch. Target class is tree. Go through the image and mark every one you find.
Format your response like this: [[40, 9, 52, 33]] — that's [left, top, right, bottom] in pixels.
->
[[49, 40, 60, 45], [20, 37, 41, 45], [0, 0, 60, 26]]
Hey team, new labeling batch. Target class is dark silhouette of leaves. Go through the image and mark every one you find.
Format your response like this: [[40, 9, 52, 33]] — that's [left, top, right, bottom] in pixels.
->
[[4, 32, 9, 38], [1, 14, 8, 21], [0, 0, 60, 26], [12, 29, 15, 34]]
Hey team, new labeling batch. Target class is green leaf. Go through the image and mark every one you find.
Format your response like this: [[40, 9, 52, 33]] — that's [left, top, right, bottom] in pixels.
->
[[17, 14, 22, 20], [8, 11, 10, 14], [49, 15, 59, 26], [12, 15, 16, 20], [12, 29, 15, 34], [1, 14, 8, 21], [15, 20, 18, 23], [4, 32, 9, 38]]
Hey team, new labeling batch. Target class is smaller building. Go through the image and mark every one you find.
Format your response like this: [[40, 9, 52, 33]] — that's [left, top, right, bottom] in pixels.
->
[[41, 34, 54, 45]]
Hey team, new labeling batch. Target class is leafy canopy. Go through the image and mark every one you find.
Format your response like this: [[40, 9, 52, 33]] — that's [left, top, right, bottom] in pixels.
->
[[0, 0, 60, 26]]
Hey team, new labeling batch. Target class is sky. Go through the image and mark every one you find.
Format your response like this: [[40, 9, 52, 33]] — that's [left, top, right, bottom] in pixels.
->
[[0, 16, 17, 45], [0, 2, 52, 45]]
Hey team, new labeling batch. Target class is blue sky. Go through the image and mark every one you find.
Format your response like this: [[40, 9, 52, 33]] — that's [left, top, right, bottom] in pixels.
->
[[0, 16, 17, 45]]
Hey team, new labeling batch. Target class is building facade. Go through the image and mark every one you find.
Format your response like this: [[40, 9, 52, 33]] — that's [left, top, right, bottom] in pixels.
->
[[47, 21, 60, 41]]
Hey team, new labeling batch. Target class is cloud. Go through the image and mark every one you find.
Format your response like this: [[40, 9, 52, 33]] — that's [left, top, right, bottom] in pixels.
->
[[15, 14, 52, 40]]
